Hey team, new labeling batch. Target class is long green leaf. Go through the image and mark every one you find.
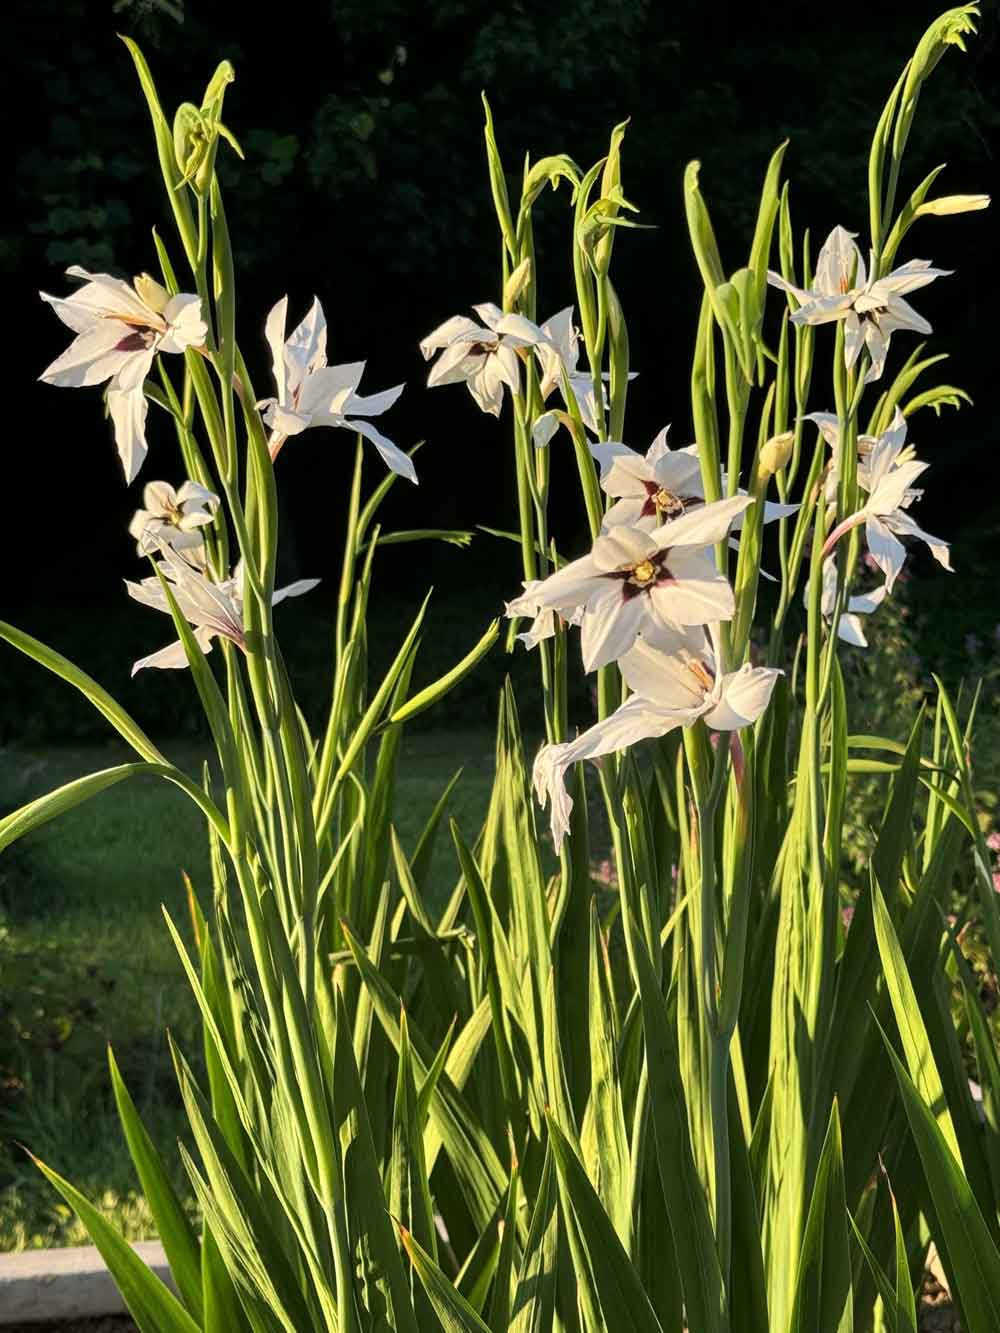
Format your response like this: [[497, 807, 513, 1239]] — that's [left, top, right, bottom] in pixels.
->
[[32, 1156, 200, 1333], [788, 1102, 853, 1333]]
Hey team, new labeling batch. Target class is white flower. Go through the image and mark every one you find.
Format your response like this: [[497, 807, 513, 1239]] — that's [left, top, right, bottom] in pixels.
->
[[504, 580, 584, 651], [126, 544, 318, 674], [534, 625, 780, 849], [768, 226, 949, 383], [533, 306, 613, 436], [590, 427, 797, 531], [419, 303, 544, 416], [39, 266, 207, 483], [823, 409, 951, 591], [128, 480, 220, 558], [259, 296, 414, 482], [522, 495, 752, 672], [818, 557, 887, 648]]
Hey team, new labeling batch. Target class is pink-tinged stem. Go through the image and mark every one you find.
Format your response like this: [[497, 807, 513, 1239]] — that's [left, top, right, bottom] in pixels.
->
[[729, 731, 745, 788], [821, 511, 864, 559], [269, 432, 286, 463]]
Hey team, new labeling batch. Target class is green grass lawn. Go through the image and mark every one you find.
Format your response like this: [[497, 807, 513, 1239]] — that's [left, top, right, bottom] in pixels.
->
[[0, 729, 498, 1250]]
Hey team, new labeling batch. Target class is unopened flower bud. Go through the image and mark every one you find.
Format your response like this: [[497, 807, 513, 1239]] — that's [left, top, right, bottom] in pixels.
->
[[503, 257, 532, 311], [914, 193, 990, 218], [758, 431, 794, 478], [133, 273, 170, 314]]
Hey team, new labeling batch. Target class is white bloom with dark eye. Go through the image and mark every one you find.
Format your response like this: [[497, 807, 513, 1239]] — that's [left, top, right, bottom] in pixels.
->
[[533, 624, 781, 849], [259, 296, 414, 482], [128, 480, 220, 557], [126, 544, 318, 674], [521, 495, 752, 672], [419, 303, 544, 416], [818, 557, 887, 648], [768, 226, 949, 383], [821, 409, 951, 590], [39, 267, 207, 483], [591, 426, 797, 532]]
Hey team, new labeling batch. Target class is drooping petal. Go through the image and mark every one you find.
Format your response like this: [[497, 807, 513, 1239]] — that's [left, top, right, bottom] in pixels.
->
[[617, 629, 709, 709], [884, 510, 952, 573], [131, 625, 216, 676], [579, 586, 644, 672], [108, 384, 150, 484], [347, 418, 418, 484], [864, 513, 908, 591]]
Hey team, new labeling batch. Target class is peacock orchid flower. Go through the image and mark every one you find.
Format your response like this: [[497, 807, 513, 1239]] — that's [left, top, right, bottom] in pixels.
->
[[520, 495, 752, 672], [39, 267, 207, 483], [768, 226, 949, 383], [818, 557, 888, 648], [260, 296, 414, 481], [128, 480, 220, 558], [419, 303, 544, 416], [821, 409, 951, 591]]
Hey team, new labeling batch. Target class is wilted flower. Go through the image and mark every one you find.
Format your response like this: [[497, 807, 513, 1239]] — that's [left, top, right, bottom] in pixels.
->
[[126, 543, 318, 674], [533, 624, 780, 848], [520, 496, 752, 671], [128, 480, 220, 558], [39, 266, 207, 483], [768, 226, 949, 383], [419, 303, 544, 416], [260, 296, 414, 482]]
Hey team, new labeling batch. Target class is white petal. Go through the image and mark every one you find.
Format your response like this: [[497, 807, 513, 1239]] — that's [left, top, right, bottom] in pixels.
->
[[264, 297, 291, 406], [650, 548, 735, 625], [349, 418, 418, 483], [529, 555, 600, 611], [532, 411, 561, 448], [617, 632, 708, 708], [108, 385, 150, 484], [272, 577, 321, 605], [703, 665, 781, 730], [580, 586, 645, 671], [865, 514, 908, 592], [591, 526, 658, 572], [837, 613, 870, 648], [39, 321, 135, 388], [419, 313, 481, 358], [885, 510, 952, 572], [648, 494, 752, 549], [342, 382, 405, 418]]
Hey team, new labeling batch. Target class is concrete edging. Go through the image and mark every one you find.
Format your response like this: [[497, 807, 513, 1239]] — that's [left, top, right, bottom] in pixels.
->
[[0, 1241, 173, 1325]]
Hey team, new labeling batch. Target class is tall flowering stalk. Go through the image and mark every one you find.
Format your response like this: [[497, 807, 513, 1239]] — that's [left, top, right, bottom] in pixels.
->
[[2, 8, 999, 1333]]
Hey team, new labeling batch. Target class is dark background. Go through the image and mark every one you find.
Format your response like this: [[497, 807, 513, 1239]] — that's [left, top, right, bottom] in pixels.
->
[[2, 0, 998, 738]]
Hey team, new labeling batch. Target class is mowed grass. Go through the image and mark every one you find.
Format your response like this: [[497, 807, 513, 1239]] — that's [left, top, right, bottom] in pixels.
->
[[0, 728, 498, 1250]]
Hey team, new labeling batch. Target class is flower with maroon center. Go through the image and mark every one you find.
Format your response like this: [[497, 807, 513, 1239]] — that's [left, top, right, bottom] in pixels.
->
[[520, 494, 753, 672], [39, 266, 207, 483], [419, 302, 546, 416], [591, 427, 797, 533]]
